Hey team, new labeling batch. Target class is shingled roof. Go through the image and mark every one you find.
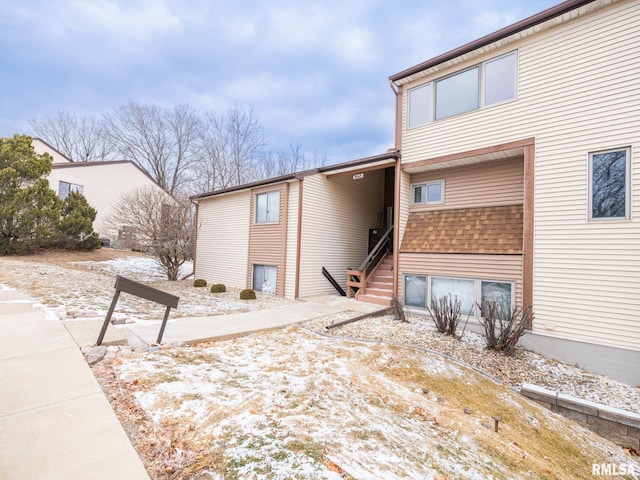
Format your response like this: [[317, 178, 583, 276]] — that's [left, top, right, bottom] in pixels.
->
[[400, 205, 523, 254]]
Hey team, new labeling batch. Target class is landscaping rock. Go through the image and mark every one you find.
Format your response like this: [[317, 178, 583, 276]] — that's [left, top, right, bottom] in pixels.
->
[[86, 345, 107, 364]]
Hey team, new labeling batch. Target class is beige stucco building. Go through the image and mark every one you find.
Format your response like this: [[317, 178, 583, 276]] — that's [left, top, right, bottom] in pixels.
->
[[33, 138, 167, 239]]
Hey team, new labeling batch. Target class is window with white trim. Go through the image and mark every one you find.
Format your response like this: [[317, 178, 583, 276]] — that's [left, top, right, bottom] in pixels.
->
[[58, 181, 83, 199], [404, 274, 514, 318], [589, 147, 630, 220], [411, 180, 444, 204], [407, 51, 517, 127], [252, 264, 277, 294], [255, 190, 280, 224]]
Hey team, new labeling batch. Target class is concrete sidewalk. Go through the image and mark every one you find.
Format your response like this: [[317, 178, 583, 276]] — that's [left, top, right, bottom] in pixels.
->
[[0, 286, 379, 479], [0, 287, 150, 480]]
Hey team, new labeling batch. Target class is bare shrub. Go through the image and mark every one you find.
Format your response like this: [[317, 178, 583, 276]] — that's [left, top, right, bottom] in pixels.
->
[[478, 300, 533, 355], [426, 294, 469, 338], [390, 296, 408, 323]]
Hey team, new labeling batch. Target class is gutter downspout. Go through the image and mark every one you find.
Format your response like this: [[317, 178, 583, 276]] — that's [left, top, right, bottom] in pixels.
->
[[390, 81, 402, 298], [294, 177, 304, 299]]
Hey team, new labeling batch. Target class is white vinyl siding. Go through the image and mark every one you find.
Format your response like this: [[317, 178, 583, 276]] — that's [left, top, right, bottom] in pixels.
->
[[195, 191, 250, 288], [399, 1, 640, 352], [298, 170, 385, 297]]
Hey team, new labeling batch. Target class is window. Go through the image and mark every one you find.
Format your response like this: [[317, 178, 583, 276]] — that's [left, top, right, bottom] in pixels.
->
[[58, 181, 83, 199], [404, 275, 427, 307], [252, 265, 277, 294], [411, 180, 444, 204], [406, 51, 517, 126], [408, 83, 432, 128], [436, 67, 479, 120], [403, 274, 513, 318], [484, 52, 517, 106], [255, 190, 280, 224], [589, 148, 630, 220]]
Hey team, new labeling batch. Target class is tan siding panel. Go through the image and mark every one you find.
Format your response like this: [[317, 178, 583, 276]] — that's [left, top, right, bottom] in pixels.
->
[[248, 183, 288, 295], [410, 158, 523, 210], [298, 171, 385, 297], [195, 192, 250, 288], [399, 1, 640, 352]]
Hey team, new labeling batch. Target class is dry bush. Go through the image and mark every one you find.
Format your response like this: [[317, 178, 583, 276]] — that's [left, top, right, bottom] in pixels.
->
[[479, 300, 533, 355], [426, 294, 469, 338]]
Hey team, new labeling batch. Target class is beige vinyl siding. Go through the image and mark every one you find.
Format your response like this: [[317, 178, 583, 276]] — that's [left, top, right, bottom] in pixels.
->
[[298, 170, 385, 297], [410, 158, 523, 211], [399, 0, 640, 351], [398, 253, 523, 308], [248, 184, 288, 296], [47, 162, 166, 235], [284, 182, 299, 298], [397, 170, 411, 254], [195, 191, 250, 288]]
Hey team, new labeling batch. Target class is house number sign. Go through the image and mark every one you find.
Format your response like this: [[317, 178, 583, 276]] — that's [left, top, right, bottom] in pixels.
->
[[352, 173, 365, 180]]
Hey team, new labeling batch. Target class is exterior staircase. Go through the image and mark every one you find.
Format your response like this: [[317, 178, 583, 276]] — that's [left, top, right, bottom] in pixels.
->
[[356, 254, 394, 306]]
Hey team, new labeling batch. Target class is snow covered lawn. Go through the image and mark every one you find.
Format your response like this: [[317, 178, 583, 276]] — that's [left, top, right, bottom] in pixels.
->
[[94, 327, 639, 479]]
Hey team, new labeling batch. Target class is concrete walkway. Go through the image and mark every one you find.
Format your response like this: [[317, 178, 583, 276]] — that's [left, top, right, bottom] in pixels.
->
[[0, 287, 150, 480], [0, 286, 379, 479]]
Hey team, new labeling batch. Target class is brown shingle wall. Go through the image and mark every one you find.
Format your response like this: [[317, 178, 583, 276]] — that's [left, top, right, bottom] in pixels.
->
[[400, 205, 523, 254]]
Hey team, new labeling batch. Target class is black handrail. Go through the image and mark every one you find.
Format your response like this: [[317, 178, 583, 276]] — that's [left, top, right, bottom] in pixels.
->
[[322, 267, 347, 296], [358, 225, 393, 275]]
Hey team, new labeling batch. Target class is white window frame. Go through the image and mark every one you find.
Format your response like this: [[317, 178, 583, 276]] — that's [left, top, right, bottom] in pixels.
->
[[255, 190, 280, 224], [406, 50, 517, 128], [588, 147, 631, 221], [58, 181, 84, 199], [403, 274, 514, 319], [252, 264, 277, 294], [411, 180, 444, 205]]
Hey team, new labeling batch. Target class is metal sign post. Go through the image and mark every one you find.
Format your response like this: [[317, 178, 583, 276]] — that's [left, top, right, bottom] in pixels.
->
[[96, 276, 180, 346]]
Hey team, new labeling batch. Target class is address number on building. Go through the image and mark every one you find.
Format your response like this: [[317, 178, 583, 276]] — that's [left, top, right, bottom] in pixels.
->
[[352, 173, 365, 180]]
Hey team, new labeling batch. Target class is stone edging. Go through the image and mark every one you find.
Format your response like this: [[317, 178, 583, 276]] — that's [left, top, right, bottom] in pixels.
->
[[521, 383, 640, 451]]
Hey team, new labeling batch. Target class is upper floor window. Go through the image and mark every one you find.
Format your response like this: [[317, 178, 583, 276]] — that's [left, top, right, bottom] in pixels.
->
[[408, 51, 517, 127], [58, 181, 83, 199], [589, 147, 630, 220], [411, 180, 444, 205], [255, 190, 280, 224]]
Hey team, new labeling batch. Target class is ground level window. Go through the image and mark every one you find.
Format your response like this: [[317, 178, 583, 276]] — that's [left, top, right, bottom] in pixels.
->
[[403, 274, 513, 317], [431, 277, 474, 315], [404, 275, 426, 307], [252, 265, 276, 294]]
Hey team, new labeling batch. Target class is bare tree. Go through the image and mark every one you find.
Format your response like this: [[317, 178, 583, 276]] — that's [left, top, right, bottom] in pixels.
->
[[29, 110, 113, 162], [105, 186, 194, 281], [102, 102, 201, 194], [262, 142, 328, 178], [192, 101, 267, 193]]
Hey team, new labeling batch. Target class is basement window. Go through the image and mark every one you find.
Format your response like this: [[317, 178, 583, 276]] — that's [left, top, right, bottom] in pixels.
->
[[252, 265, 277, 294]]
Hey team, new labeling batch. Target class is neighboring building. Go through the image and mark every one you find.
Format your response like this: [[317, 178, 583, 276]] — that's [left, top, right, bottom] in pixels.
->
[[389, 0, 639, 384], [33, 138, 167, 239], [194, 0, 639, 384], [193, 152, 398, 303]]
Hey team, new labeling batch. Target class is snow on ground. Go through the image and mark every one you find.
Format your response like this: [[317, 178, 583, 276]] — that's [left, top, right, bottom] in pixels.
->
[[102, 327, 639, 479]]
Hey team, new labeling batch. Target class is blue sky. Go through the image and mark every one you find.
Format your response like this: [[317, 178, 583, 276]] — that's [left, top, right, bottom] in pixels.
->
[[0, 0, 559, 164]]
